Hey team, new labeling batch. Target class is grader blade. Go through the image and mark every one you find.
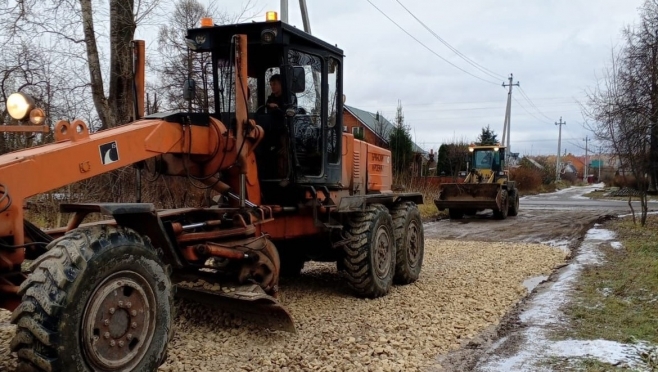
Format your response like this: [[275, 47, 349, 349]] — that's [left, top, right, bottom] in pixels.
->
[[174, 283, 296, 333], [434, 183, 503, 211]]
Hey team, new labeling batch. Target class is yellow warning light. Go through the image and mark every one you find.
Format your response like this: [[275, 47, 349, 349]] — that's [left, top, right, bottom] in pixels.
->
[[200, 17, 213, 27], [266, 11, 278, 22]]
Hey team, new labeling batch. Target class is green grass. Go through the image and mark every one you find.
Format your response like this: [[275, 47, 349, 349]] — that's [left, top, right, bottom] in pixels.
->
[[539, 356, 633, 371], [559, 215, 658, 345]]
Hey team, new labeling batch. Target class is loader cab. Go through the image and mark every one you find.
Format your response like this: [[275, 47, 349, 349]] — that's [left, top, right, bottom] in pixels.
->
[[469, 144, 507, 182], [184, 19, 345, 202]]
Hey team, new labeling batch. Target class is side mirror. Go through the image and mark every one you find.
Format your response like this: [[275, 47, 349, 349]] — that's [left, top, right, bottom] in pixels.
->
[[290, 66, 306, 93], [183, 79, 196, 101]]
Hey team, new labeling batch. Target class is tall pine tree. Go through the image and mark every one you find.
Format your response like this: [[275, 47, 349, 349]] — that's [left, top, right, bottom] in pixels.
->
[[476, 125, 498, 145], [389, 100, 414, 175]]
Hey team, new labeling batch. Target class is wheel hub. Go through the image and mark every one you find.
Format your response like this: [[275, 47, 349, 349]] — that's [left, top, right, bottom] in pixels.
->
[[83, 271, 156, 371], [374, 227, 391, 279], [406, 221, 421, 267]]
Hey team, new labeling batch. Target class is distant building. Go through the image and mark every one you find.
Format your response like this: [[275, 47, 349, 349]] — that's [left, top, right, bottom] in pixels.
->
[[343, 105, 428, 175]]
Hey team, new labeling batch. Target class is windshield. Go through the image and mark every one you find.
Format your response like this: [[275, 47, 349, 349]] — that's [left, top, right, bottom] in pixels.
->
[[474, 150, 500, 169]]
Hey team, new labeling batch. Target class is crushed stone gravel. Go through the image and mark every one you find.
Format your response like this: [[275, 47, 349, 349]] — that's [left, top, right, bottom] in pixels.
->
[[0, 239, 566, 371]]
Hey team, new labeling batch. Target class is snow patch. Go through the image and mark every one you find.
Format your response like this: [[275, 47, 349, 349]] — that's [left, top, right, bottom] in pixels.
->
[[475, 221, 654, 372], [611, 241, 623, 249], [548, 339, 650, 367], [617, 210, 658, 218], [584, 227, 616, 241], [540, 239, 571, 254]]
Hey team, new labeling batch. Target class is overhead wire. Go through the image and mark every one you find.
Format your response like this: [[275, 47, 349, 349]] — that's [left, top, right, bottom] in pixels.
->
[[518, 86, 557, 122], [364, 0, 501, 86], [512, 96, 553, 125], [393, 0, 506, 81]]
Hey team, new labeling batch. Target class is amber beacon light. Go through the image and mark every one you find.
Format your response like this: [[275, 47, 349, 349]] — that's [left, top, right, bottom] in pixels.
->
[[266, 11, 278, 22]]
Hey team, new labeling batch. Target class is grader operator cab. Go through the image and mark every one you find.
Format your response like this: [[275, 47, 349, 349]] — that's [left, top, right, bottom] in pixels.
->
[[0, 15, 425, 372], [434, 144, 519, 219]]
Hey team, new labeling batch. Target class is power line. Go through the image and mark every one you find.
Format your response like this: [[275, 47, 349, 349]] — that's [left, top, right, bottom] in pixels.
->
[[512, 96, 553, 125], [364, 0, 500, 85], [393, 0, 505, 81], [518, 86, 555, 122]]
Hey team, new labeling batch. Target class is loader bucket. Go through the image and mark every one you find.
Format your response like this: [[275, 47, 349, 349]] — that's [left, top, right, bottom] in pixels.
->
[[175, 282, 296, 333], [434, 183, 503, 211]]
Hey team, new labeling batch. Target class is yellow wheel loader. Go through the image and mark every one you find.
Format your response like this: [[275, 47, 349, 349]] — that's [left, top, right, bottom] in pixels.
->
[[434, 144, 519, 220]]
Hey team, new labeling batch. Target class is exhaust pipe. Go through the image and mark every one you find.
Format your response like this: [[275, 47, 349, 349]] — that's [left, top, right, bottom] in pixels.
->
[[132, 40, 145, 120]]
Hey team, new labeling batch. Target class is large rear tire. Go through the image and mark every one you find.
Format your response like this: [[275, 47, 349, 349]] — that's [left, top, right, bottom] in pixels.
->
[[391, 202, 424, 284], [508, 189, 520, 217], [343, 204, 396, 298], [493, 190, 509, 220], [10, 225, 174, 372]]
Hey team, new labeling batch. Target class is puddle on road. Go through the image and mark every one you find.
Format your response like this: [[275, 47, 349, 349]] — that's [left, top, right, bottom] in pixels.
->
[[522, 275, 548, 293]]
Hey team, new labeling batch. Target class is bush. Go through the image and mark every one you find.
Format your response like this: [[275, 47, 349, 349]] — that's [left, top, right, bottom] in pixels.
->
[[613, 174, 638, 189], [509, 167, 542, 192], [601, 173, 614, 186], [560, 171, 578, 184]]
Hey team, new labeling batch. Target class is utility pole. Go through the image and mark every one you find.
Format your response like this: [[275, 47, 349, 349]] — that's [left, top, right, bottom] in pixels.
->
[[583, 136, 589, 183], [280, 0, 288, 22], [299, 0, 311, 33], [280, 0, 311, 33], [598, 146, 602, 182], [501, 73, 519, 165], [555, 117, 565, 181]]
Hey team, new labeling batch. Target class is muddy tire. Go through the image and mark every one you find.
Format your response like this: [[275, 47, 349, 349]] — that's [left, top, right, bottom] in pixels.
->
[[508, 189, 520, 217], [390, 202, 424, 284], [342, 204, 396, 298], [10, 225, 174, 372], [493, 190, 509, 220], [448, 209, 464, 219]]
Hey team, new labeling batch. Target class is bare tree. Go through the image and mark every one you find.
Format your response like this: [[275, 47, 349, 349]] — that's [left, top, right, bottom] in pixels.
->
[[582, 43, 651, 225], [2, 0, 165, 129], [151, 0, 258, 113]]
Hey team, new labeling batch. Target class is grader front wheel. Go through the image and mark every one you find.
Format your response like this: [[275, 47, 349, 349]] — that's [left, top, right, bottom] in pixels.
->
[[10, 225, 174, 372]]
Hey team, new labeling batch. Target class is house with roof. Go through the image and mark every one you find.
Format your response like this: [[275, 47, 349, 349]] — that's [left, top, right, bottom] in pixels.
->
[[343, 105, 428, 175]]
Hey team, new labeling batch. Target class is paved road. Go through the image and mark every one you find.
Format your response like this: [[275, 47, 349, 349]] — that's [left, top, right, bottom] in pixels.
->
[[520, 184, 658, 211], [423, 183, 657, 246]]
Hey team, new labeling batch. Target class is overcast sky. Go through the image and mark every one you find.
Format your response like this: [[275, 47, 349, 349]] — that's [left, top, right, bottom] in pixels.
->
[[142, 0, 647, 157]]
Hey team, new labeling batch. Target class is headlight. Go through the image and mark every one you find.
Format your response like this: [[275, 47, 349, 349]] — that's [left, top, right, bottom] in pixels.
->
[[29, 108, 46, 125], [7, 92, 35, 120]]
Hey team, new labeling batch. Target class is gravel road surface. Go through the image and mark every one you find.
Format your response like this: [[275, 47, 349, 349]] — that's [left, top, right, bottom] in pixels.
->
[[2, 185, 640, 371]]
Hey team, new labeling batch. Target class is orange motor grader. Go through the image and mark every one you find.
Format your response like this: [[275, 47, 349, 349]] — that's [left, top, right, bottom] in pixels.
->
[[0, 15, 425, 372]]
